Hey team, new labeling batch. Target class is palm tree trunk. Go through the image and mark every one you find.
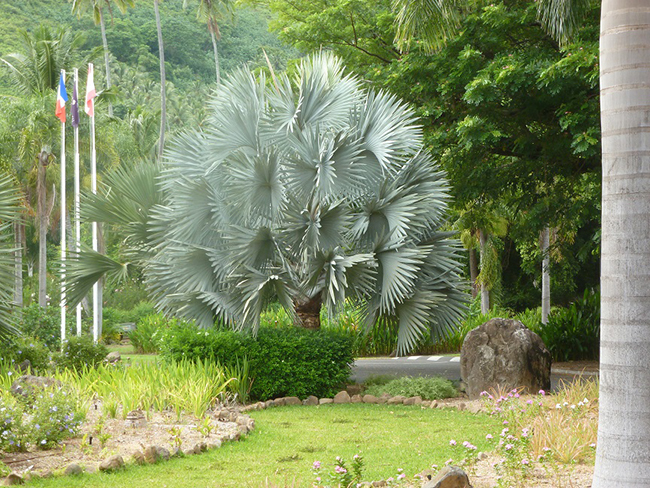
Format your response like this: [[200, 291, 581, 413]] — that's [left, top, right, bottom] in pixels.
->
[[468, 246, 478, 299], [593, 1, 650, 485], [13, 220, 23, 307], [98, 6, 113, 118], [479, 229, 489, 314], [37, 151, 48, 308], [154, 0, 167, 161], [210, 30, 220, 86], [541, 227, 550, 325], [295, 296, 322, 329]]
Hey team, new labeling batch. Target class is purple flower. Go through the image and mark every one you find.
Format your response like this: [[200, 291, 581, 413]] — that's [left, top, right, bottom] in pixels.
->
[[312, 461, 321, 470], [335, 466, 347, 474], [486, 434, 493, 440], [521, 458, 529, 465], [449, 439, 457, 446], [538, 390, 546, 396], [397, 473, 406, 480]]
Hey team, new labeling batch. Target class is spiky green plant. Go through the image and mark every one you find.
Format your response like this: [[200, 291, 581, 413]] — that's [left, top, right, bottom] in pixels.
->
[[146, 52, 467, 354], [0, 174, 20, 338], [66, 53, 467, 354]]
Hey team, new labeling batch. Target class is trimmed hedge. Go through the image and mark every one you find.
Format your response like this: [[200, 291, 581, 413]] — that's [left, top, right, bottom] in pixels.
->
[[161, 325, 354, 401]]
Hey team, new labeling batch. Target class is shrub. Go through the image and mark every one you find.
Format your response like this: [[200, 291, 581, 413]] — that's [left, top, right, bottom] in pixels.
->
[[161, 324, 354, 401], [54, 336, 108, 371], [0, 336, 50, 372], [15, 304, 60, 350], [27, 387, 84, 449], [363, 376, 457, 400], [536, 289, 600, 362], [0, 386, 83, 452], [126, 302, 156, 325], [129, 313, 188, 353]]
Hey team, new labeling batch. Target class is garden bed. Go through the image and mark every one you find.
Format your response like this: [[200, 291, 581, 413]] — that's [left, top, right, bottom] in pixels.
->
[[2, 400, 243, 479]]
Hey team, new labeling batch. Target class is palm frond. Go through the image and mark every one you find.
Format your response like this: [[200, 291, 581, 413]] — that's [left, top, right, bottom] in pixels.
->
[[393, 0, 462, 53], [536, 0, 594, 46]]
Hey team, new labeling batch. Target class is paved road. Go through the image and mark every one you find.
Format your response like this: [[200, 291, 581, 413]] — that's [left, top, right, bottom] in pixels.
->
[[351, 355, 462, 383], [351, 355, 597, 391]]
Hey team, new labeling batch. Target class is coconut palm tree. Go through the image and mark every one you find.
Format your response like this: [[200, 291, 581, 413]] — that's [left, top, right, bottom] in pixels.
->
[[392, 0, 650, 484], [70, 0, 135, 117], [185, 0, 235, 85], [153, 0, 167, 161], [66, 53, 468, 354]]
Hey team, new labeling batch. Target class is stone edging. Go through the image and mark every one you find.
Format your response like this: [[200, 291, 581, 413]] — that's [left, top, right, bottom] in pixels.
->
[[3, 411, 255, 485]]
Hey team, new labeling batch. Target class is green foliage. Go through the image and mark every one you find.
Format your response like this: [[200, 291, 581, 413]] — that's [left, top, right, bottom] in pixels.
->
[[128, 313, 179, 354], [56, 359, 236, 418], [161, 323, 354, 401], [534, 289, 599, 362], [3, 337, 51, 372], [0, 386, 83, 452], [15, 304, 60, 350], [363, 376, 457, 400], [27, 387, 85, 450], [55, 336, 108, 371]]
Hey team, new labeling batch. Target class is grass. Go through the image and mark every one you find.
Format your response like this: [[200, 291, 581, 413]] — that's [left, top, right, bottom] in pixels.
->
[[26, 403, 501, 487], [107, 344, 159, 365]]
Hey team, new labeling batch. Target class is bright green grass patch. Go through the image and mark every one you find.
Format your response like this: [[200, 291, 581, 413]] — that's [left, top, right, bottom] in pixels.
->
[[27, 404, 500, 487], [107, 344, 160, 365]]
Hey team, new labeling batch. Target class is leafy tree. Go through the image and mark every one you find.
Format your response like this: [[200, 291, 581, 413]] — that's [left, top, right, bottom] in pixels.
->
[[392, 0, 650, 484]]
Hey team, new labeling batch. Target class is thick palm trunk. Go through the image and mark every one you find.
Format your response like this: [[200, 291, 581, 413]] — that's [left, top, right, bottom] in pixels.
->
[[541, 227, 550, 325], [37, 151, 48, 308], [593, 1, 650, 485], [210, 30, 220, 86], [13, 221, 23, 307], [468, 246, 478, 299], [98, 7, 113, 117], [154, 0, 167, 161], [478, 229, 489, 314], [295, 296, 322, 329]]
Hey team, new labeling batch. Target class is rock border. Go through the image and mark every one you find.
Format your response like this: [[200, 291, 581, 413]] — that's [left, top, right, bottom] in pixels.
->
[[3, 410, 256, 486], [4, 392, 475, 485]]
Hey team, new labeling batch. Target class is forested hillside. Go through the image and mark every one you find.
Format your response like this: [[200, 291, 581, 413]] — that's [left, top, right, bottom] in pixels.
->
[[0, 0, 296, 97]]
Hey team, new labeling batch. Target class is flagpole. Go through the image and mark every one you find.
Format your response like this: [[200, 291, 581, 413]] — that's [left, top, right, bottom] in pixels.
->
[[73, 68, 82, 336], [88, 63, 99, 343], [60, 69, 67, 345]]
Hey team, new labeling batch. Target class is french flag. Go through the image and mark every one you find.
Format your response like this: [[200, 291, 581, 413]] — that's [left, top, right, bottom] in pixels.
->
[[55, 72, 68, 123]]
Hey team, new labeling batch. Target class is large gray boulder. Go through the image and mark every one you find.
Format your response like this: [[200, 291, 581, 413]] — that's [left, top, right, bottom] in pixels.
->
[[460, 318, 551, 400]]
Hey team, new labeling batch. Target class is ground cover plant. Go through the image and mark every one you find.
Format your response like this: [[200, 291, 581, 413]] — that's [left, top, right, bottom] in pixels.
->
[[363, 376, 458, 400]]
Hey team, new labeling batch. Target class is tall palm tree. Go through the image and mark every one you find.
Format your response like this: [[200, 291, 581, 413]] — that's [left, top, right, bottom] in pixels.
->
[[185, 0, 235, 85], [153, 0, 167, 160], [67, 53, 468, 354], [70, 0, 135, 117], [392, 0, 650, 484]]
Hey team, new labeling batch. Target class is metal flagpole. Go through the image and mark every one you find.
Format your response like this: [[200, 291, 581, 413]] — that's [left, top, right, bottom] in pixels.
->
[[73, 68, 82, 336], [60, 69, 67, 344], [88, 64, 99, 343]]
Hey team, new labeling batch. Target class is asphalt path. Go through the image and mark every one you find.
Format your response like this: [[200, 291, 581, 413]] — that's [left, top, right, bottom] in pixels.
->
[[351, 355, 596, 391], [351, 355, 462, 383]]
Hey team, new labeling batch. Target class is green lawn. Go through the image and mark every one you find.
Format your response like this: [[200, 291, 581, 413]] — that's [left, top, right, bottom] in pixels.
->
[[106, 344, 159, 365], [27, 403, 500, 487]]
